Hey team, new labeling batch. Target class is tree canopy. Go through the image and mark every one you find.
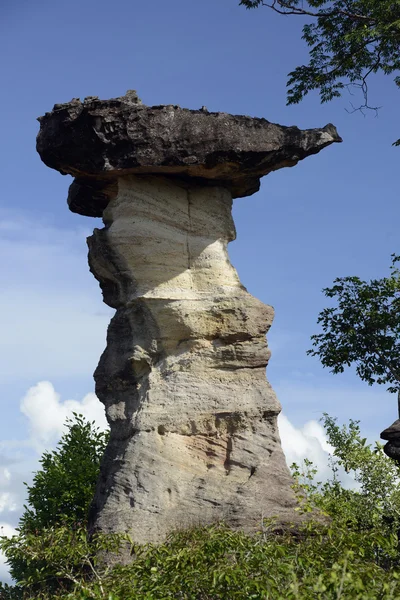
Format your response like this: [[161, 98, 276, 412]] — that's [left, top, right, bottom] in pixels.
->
[[240, 0, 400, 143], [308, 255, 400, 411], [20, 414, 108, 533], [3, 414, 109, 586]]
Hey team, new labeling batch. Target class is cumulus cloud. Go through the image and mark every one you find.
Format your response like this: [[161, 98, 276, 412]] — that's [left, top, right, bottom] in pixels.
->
[[279, 414, 334, 478], [20, 381, 108, 451], [278, 413, 356, 488]]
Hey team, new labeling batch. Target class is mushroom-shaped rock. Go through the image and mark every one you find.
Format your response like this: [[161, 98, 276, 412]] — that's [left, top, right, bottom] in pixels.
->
[[381, 420, 400, 460], [37, 90, 341, 216], [37, 91, 341, 557]]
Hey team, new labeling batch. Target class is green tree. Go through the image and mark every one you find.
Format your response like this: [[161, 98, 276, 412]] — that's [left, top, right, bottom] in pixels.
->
[[240, 0, 400, 143], [308, 254, 400, 414], [305, 413, 400, 535], [2, 414, 109, 585], [21, 414, 108, 532]]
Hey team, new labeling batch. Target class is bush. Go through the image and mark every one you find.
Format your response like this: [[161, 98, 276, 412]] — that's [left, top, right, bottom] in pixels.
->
[[1, 519, 399, 599], [1, 413, 400, 599]]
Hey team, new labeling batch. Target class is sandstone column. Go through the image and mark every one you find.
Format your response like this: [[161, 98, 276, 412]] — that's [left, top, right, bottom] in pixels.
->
[[37, 91, 341, 546]]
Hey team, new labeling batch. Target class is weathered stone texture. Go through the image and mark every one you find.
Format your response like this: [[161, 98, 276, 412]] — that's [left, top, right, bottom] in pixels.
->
[[36, 91, 341, 216], [36, 92, 341, 549], [87, 175, 295, 543]]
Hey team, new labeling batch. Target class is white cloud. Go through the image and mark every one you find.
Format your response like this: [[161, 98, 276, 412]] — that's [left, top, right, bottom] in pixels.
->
[[0, 470, 10, 486], [278, 413, 356, 488], [0, 468, 19, 520], [0, 494, 17, 514], [302, 420, 334, 454], [279, 413, 333, 477], [20, 381, 108, 451], [0, 524, 17, 538], [0, 522, 17, 584]]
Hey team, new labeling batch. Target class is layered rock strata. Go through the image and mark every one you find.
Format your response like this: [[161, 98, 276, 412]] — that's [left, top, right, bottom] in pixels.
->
[[37, 92, 341, 546]]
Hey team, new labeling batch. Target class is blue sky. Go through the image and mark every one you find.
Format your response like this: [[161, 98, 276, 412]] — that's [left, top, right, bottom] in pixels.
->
[[0, 0, 399, 579]]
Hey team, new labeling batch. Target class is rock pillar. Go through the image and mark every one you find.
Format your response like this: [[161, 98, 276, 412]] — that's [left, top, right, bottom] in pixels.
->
[[36, 91, 341, 545]]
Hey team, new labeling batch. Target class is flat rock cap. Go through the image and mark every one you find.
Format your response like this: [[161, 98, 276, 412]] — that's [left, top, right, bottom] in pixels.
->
[[381, 419, 400, 441], [37, 90, 342, 217]]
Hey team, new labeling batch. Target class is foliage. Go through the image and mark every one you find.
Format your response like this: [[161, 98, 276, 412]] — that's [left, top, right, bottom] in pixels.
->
[[4, 414, 109, 585], [0, 527, 125, 600], [239, 0, 400, 143], [1, 518, 400, 599], [2, 414, 400, 599], [296, 414, 400, 537], [21, 414, 109, 532], [308, 254, 400, 396]]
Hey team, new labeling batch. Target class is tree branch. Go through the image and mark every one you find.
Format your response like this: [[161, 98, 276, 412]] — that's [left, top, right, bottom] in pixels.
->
[[344, 50, 383, 114], [261, 0, 376, 22], [373, 348, 400, 387], [319, 36, 380, 80]]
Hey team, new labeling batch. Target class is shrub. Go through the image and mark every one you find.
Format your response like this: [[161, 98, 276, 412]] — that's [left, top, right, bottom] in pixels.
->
[[2, 413, 400, 599]]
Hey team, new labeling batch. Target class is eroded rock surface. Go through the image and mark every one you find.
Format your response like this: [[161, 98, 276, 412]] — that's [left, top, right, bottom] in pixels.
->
[[36, 92, 341, 548], [37, 90, 341, 216]]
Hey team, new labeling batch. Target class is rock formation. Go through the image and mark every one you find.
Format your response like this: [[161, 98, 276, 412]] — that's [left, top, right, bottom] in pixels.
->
[[381, 419, 400, 461], [37, 91, 341, 548]]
